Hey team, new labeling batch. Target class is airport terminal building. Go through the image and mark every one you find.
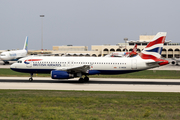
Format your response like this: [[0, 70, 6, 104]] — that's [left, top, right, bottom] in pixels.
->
[[91, 35, 180, 58], [26, 34, 180, 58]]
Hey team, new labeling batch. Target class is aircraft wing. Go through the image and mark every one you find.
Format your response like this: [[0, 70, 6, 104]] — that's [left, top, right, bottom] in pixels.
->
[[55, 65, 91, 73]]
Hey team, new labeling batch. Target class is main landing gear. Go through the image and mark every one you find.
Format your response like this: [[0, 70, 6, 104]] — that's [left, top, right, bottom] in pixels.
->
[[3, 61, 9, 65], [79, 76, 89, 83], [29, 73, 33, 82]]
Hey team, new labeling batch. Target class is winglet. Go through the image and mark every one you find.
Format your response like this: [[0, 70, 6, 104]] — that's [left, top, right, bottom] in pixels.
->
[[23, 36, 28, 51]]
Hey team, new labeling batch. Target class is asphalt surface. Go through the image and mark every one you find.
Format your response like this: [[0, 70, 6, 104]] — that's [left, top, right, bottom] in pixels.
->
[[0, 77, 179, 92]]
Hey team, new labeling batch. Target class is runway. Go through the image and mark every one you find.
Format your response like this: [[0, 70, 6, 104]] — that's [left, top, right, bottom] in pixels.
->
[[0, 77, 180, 92], [0, 61, 180, 92]]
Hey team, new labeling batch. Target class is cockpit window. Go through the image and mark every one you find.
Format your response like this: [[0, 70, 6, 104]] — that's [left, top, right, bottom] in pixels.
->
[[17, 61, 22, 63]]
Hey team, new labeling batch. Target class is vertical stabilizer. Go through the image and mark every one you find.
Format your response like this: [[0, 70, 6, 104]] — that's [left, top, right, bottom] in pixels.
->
[[132, 44, 137, 52], [140, 32, 167, 59], [23, 36, 28, 51]]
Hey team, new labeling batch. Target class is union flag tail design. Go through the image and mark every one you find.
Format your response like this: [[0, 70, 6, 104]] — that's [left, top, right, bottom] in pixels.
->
[[140, 32, 167, 59]]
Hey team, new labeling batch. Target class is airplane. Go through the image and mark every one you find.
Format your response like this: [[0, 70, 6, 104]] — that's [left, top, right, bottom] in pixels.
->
[[171, 58, 180, 65], [0, 36, 28, 65], [10, 32, 169, 82], [105, 44, 138, 57]]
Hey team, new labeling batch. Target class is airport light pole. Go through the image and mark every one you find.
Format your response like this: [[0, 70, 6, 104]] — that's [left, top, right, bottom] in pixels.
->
[[40, 15, 45, 52], [124, 38, 128, 52]]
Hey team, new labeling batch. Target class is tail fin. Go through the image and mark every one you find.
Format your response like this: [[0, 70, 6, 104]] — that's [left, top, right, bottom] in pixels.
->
[[140, 32, 167, 59], [23, 36, 28, 51], [132, 44, 137, 52]]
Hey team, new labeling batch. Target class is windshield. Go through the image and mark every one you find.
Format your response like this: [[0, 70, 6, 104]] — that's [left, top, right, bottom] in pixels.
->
[[0, 54, 6, 56], [17, 61, 22, 63]]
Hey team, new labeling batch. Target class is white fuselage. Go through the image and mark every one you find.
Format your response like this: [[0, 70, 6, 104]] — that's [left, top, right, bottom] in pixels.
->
[[10, 55, 158, 75], [0, 50, 27, 61]]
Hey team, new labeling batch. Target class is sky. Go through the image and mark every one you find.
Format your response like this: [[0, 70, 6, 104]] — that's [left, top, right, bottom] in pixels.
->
[[0, 0, 180, 50]]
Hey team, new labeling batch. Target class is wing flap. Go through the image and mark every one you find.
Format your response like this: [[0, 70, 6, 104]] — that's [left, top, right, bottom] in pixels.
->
[[55, 65, 91, 73]]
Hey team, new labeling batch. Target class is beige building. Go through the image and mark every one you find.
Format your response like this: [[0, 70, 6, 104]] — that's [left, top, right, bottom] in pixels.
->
[[53, 45, 88, 51], [91, 35, 180, 58], [26, 34, 180, 58]]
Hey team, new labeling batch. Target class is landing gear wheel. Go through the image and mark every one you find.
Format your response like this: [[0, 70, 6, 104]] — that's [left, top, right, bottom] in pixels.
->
[[3, 61, 9, 65], [29, 73, 33, 82], [84, 77, 89, 82], [29, 78, 33, 82], [79, 78, 84, 83]]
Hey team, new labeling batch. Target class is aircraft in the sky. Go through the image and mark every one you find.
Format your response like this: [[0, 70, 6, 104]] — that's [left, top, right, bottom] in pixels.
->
[[10, 32, 168, 82], [0, 36, 28, 65], [105, 44, 138, 57]]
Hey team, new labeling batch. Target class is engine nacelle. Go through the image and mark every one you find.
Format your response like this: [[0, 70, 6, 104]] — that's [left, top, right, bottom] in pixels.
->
[[51, 70, 74, 79], [171, 61, 175, 65]]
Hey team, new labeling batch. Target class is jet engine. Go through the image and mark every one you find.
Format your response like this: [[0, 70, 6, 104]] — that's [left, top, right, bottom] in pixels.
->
[[171, 61, 176, 65], [51, 70, 74, 79]]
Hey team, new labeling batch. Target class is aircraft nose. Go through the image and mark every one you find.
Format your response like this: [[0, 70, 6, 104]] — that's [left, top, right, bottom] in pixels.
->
[[10, 63, 16, 69], [0, 56, 7, 60], [0, 55, 3, 60]]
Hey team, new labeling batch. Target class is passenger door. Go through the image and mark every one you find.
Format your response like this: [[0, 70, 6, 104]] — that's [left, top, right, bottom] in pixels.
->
[[131, 59, 137, 69]]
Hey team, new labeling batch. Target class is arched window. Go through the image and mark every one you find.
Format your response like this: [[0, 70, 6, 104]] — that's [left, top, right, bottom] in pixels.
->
[[98, 54, 101, 57], [85, 54, 90, 56], [116, 48, 121, 51], [55, 54, 59, 56], [110, 48, 115, 52], [168, 49, 173, 51], [103, 48, 109, 51], [137, 49, 141, 52], [162, 49, 166, 51], [92, 54, 97, 57], [123, 48, 128, 51], [161, 54, 166, 58], [175, 48, 180, 51], [129, 49, 133, 52]]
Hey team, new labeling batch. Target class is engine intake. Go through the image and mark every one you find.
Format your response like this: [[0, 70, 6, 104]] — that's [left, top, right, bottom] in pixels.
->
[[51, 70, 74, 79]]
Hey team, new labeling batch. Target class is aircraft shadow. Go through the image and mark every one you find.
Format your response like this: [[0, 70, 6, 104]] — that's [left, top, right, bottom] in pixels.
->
[[0, 79, 180, 85]]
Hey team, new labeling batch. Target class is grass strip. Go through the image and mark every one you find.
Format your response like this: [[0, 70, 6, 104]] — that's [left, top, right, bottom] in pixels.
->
[[1, 68, 180, 79], [0, 90, 179, 119]]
